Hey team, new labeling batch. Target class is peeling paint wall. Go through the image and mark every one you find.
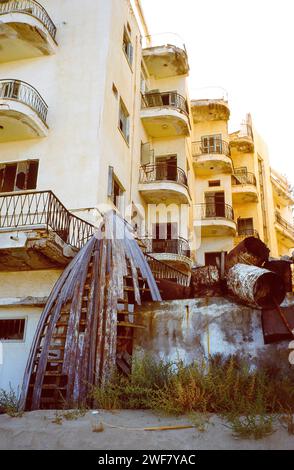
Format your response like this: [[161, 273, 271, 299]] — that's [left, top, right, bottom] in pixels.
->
[[134, 297, 292, 370]]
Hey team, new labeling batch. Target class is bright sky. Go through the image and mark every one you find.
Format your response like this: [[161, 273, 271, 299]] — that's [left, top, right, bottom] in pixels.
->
[[141, 0, 294, 184]]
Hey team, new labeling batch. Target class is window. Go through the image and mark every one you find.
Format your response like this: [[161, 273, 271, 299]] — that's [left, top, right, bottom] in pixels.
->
[[202, 135, 222, 154], [205, 191, 225, 217], [108, 167, 125, 209], [205, 252, 226, 268], [0, 160, 39, 193], [119, 99, 130, 143], [123, 27, 133, 66], [0, 319, 25, 341], [209, 180, 221, 187], [237, 218, 254, 236]]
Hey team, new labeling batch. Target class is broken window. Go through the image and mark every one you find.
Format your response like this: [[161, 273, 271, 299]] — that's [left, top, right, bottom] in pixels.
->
[[122, 27, 133, 66], [108, 167, 125, 209], [0, 319, 25, 341], [119, 99, 130, 143], [0, 160, 39, 193]]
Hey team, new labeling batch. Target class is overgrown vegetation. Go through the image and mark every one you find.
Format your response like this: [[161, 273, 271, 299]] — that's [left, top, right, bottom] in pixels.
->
[[0, 386, 23, 418], [91, 354, 294, 439]]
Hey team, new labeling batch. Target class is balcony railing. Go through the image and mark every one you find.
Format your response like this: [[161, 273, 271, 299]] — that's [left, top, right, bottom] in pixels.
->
[[141, 237, 191, 258], [0, 79, 48, 124], [0, 0, 57, 40], [196, 203, 234, 221], [232, 170, 257, 186], [0, 191, 95, 249], [192, 140, 231, 158], [139, 163, 188, 187], [275, 212, 294, 238], [141, 91, 189, 116], [236, 228, 259, 239], [143, 33, 187, 52], [144, 253, 190, 287]]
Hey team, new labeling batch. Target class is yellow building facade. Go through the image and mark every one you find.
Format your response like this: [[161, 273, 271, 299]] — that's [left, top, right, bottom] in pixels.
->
[[0, 0, 293, 392]]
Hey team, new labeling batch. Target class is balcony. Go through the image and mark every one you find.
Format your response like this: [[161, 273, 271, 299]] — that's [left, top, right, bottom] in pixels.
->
[[271, 169, 294, 206], [0, 0, 57, 63], [230, 123, 254, 153], [234, 229, 259, 246], [275, 212, 294, 248], [138, 163, 190, 204], [141, 237, 192, 272], [232, 170, 258, 203], [142, 33, 189, 78], [194, 203, 236, 237], [0, 190, 94, 271], [0, 79, 48, 142], [141, 91, 190, 137], [192, 140, 233, 175], [191, 99, 230, 123]]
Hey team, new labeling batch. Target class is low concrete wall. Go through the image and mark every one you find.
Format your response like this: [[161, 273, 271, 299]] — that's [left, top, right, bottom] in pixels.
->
[[134, 297, 292, 370]]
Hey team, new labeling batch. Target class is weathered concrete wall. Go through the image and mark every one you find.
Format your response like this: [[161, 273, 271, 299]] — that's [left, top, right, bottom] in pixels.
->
[[133, 297, 292, 369]]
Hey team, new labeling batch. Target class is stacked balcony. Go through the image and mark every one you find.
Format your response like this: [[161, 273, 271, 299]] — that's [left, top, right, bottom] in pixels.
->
[[138, 162, 190, 204], [0, 79, 48, 142], [0, 0, 57, 63], [275, 212, 294, 248], [142, 33, 189, 79], [194, 203, 236, 237], [141, 236, 192, 272], [141, 91, 190, 137], [191, 99, 230, 123], [192, 140, 233, 175], [230, 122, 254, 153], [271, 169, 294, 206], [232, 169, 258, 203]]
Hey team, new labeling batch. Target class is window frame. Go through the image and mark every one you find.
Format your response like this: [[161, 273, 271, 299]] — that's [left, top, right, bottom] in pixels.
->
[[118, 98, 130, 145], [122, 26, 133, 68], [0, 317, 27, 343]]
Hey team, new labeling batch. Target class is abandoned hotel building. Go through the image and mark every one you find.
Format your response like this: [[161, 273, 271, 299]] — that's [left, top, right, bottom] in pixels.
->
[[0, 0, 293, 408]]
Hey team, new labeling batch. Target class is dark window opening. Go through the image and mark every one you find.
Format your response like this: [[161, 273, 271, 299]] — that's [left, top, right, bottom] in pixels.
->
[[205, 191, 225, 217], [0, 160, 39, 193], [209, 180, 221, 187], [0, 319, 25, 341], [237, 217, 254, 235], [205, 252, 226, 268]]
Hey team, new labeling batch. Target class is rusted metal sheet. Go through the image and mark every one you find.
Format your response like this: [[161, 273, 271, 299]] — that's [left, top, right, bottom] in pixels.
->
[[225, 237, 270, 273], [264, 260, 293, 293], [19, 212, 161, 411], [227, 264, 286, 309], [262, 306, 294, 344], [191, 266, 221, 297]]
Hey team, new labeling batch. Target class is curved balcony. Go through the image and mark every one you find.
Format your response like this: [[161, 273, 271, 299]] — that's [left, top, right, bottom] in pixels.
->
[[230, 123, 254, 153], [194, 203, 236, 237], [142, 33, 189, 78], [138, 163, 190, 204], [0, 0, 57, 63], [271, 169, 294, 206], [141, 237, 192, 272], [0, 190, 94, 271], [192, 140, 233, 175], [275, 212, 294, 248], [191, 99, 230, 123], [0, 79, 48, 142], [141, 91, 190, 137], [232, 171, 258, 202]]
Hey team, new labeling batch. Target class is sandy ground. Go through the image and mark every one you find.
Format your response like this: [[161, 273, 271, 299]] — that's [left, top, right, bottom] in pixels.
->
[[0, 410, 293, 450]]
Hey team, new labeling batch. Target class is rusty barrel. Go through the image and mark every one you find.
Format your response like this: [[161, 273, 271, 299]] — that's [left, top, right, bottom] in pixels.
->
[[225, 237, 270, 273], [227, 264, 286, 309], [264, 260, 293, 293]]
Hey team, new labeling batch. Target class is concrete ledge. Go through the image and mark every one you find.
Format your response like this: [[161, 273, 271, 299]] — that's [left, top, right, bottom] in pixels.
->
[[0, 296, 48, 307]]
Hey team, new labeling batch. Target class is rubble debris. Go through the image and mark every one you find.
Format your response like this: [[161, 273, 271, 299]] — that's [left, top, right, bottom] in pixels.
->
[[225, 237, 270, 273], [190, 266, 222, 297], [227, 264, 286, 309], [19, 212, 161, 411]]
